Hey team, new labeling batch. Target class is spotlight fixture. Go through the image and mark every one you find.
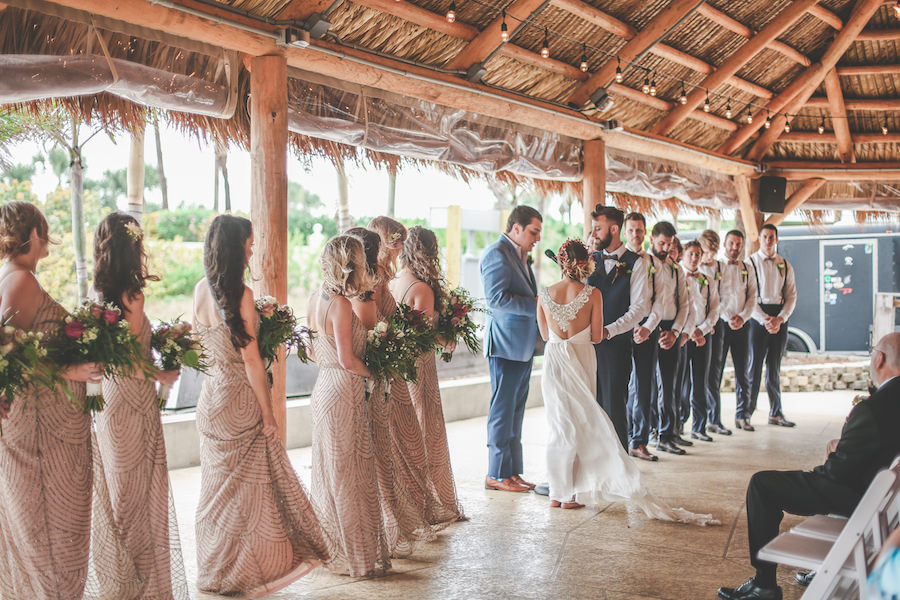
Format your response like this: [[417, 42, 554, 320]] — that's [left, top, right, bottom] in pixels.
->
[[725, 99, 732, 119], [703, 90, 710, 112], [649, 73, 657, 97], [540, 28, 550, 58], [446, 1, 456, 23], [784, 119, 791, 133], [642, 76, 651, 94], [679, 81, 687, 104], [764, 111, 772, 129], [614, 57, 623, 82], [580, 44, 588, 72], [500, 10, 509, 42], [818, 118, 826, 135]]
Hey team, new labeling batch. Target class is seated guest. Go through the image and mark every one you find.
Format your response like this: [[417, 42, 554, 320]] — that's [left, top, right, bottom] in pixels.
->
[[717, 332, 900, 600]]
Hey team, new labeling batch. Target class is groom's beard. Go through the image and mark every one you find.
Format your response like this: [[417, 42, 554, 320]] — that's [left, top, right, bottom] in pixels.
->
[[593, 232, 613, 252]]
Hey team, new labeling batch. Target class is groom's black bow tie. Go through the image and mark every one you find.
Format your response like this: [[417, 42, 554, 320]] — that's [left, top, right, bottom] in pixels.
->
[[602, 252, 617, 260]]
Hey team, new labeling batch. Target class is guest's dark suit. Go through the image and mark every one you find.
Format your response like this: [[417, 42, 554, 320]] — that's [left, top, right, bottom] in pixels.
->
[[747, 376, 900, 585], [480, 235, 538, 480]]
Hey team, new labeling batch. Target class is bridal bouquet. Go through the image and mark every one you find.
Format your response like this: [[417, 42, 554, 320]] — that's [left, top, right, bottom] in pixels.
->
[[45, 301, 149, 414], [435, 287, 483, 362], [0, 316, 56, 434], [151, 320, 209, 409], [255, 296, 313, 371]]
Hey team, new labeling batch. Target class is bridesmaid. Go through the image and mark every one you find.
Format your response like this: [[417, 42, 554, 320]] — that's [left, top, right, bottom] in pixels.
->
[[307, 234, 391, 576], [91, 212, 189, 600], [391, 225, 465, 524], [0, 202, 103, 598], [193, 214, 328, 597]]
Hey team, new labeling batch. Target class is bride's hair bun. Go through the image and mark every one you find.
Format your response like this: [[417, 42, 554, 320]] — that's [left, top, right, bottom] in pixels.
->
[[0, 201, 51, 259], [557, 238, 594, 281]]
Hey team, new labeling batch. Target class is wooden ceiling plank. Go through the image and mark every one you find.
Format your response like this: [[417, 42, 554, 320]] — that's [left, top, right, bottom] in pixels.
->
[[496, 43, 586, 79], [764, 177, 826, 226], [744, 0, 884, 161], [608, 83, 738, 130], [823, 69, 855, 163], [696, 4, 811, 66], [568, 0, 706, 108], [277, 0, 335, 22], [353, 0, 478, 40], [837, 64, 900, 75], [652, 0, 818, 136], [443, 0, 547, 71], [807, 5, 844, 30], [856, 28, 900, 41], [806, 97, 900, 110]]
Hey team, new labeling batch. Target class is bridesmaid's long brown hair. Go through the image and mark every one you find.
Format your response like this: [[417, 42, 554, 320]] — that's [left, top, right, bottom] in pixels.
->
[[399, 226, 446, 309], [93, 212, 159, 313], [204, 214, 253, 350]]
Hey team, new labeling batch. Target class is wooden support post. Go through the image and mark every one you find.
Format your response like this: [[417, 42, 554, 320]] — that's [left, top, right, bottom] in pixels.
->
[[249, 54, 289, 441], [582, 139, 605, 238], [446, 205, 462, 289], [126, 120, 145, 221], [734, 175, 758, 243], [764, 178, 826, 226], [823, 69, 854, 164]]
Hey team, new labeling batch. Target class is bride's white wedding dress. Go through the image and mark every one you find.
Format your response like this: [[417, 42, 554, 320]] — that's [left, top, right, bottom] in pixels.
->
[[540, 285, 718, 526]]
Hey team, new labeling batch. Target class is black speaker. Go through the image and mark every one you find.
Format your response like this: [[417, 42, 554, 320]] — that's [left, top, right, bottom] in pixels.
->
[[758, 176, 787, 214]]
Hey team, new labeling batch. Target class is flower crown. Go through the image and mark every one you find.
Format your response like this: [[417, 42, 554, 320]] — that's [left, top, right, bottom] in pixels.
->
[[124, 221, 143, 242], [557, 238, 595, 280]]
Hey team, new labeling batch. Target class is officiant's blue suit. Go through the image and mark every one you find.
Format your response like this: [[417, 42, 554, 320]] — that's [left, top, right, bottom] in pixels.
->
[[480, 234, 538, 480]]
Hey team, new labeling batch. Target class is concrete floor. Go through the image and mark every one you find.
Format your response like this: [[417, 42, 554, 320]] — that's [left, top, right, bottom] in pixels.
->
[[170, 390, 859, 599]]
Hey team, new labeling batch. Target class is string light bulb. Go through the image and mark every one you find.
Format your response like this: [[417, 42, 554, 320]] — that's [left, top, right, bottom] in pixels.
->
[[614, 57, 623, 82], [540, 28, 550, 58], [642, 75, 651, 94], [500, 10, 509, 42], [679, 81, 687, 104], [745, 106, 753, 124], [784, 118, 791, 133], [703, 90, 711, 112], [446, 1, 456, 23], [883, 116, 890, 135], [894, 0, 900, 17], [580, 44, 588, 72], [818, 118, 826, 135], [649, 73, 657, 97], [764, 111, 772, 129], [725, 99, 732, 119]]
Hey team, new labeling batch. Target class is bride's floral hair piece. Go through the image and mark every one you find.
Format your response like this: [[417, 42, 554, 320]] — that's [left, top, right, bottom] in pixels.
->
[[557, 238, 594, 281]]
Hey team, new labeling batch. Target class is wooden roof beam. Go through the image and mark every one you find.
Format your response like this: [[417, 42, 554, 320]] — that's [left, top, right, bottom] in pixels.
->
[[856, 29, 900, 41], [653, 0, 818, 136], [746, 0, 884, 161], [764, 178, 826, 226], [569, 0, 711, 107], [823, 69, 855, 163], [766, 161, 900, 181], [734, 175, 759, 242], [443, 0, 548, 71], [550, 0, 774, 100], [277, 0, 335, 22], [837, 64, 900, 76], [608, 83, 738, 130], [781, 131, 900, 143], [352, 0, 479, 40], [805, 97, 900, 110], [808, 5, 844, 30], [695, 4, 811, 66]]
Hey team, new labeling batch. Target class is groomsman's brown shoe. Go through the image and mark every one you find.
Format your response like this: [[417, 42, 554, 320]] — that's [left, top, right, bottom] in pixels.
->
[[735, 419, 755, 432], [510, 475, 536, 489], [485, 476, 529, 492], [628, 444, 658, 461]]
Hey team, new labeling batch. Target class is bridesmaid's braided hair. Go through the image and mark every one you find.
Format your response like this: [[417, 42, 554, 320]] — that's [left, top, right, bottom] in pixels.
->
[[367, 216, 406, 280], [320, 235, 371, 298], [93, 212, 159, 313], [345, 227, 381, 301], [557, 239, 594, 281], [0, 201, 52, 259], [399, 226, 446, 309], [204, 214, 253, 350]]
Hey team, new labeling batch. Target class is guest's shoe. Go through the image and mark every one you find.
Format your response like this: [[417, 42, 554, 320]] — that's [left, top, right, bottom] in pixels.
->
[[484, 476, 529, 492], [794, 571, 815, 587], [673, 435, 694, 447], [655, 440, 686, 455], [629, 444, 658, 461], [510, 475, 536, 489], [691, 431, 714, 442], [708, 424, 733, 435], [717, 578, 782, 600], [768, 415, 796, 427], [533, 483, 550, 496]]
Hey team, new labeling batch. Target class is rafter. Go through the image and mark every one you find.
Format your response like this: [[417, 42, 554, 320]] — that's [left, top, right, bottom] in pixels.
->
[[443, 0, 547, 72], [764, 178, 826, 226], [806, 97, 900, 110], [823, 69, 854, 163], [745, 0, 886, 161], [807, 5, 844, 30], [837, 64, 900, 76], [276, 0, 333, 22], [768, 162, 900, 181], [781, 132, 900, 143], [695, 4, 811, 66], [569, 0, 707, 107], [608, 84, 738, 130], [856, 29, 900, 41], [653, 0, 817, 136], [352, 0, 479, 39], [550, 0, 774, 100]]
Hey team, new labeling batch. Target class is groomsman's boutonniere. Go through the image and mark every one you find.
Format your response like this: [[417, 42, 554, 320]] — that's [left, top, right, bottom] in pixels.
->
[[612, 261, 631, 283], [698, 274, 708, 288], [776, 262, 785, 274], [648, 261, 656, 276], [741, 268, 749, 281], [527, 254, 534, 267], [714, 271, 722, 281], [669, 262, 678, 274]]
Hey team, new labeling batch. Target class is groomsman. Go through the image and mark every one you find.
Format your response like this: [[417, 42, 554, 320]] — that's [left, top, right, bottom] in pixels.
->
[[748, 224, 797, 428], [623, 213, 660, 461], [586, 206, 650, 450], [680, 240, 720, 442], [697, 230, 731, 436], [645, 222, 690, 455], [480, 205, 543, 493], [712, 230, 758, 432]]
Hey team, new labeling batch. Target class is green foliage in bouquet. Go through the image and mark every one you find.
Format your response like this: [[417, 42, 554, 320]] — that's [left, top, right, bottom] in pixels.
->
[[255, 296, 314, 370], [365, 304, 435, 389], [435, 287, 484, 362], [0, 315, 61, 433], [151, 319, 209, 409]]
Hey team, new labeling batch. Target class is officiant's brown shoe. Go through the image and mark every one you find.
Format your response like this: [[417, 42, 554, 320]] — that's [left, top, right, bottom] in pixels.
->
[[628, 444, 658, 461], [510, 475, 536, 489], [485, 476, 529, 492]]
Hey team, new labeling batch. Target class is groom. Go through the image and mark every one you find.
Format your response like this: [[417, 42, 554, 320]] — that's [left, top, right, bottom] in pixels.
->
[[480, 205, 542, 493]]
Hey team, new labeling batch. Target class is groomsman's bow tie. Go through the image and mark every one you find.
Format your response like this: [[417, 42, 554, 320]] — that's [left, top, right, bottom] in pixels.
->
[[687, 271, 700, 277], [728, 260, 741, 265], [763, 256, 776, 261]]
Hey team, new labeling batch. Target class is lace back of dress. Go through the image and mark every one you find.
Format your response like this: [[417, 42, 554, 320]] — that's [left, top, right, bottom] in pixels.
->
[[540, 285, 592, 332]]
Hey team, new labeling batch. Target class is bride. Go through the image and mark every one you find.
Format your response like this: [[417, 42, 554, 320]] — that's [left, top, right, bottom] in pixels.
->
[[537, 239, 717, 525]]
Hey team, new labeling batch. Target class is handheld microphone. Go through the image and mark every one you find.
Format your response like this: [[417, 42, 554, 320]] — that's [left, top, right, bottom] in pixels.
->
[[544, 249, 558, 264]]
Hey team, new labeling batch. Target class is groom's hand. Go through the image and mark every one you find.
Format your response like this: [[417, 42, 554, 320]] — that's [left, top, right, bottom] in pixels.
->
[[601, 327, 610, 342]]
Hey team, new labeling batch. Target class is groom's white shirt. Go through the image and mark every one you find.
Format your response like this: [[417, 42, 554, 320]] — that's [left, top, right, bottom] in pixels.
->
[[600, 245, 651, 339]]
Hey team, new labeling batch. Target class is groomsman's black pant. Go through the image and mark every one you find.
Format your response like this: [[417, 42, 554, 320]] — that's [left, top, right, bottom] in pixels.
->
[[684, 334, 711, 434], [745, 470, 860, 588], [714, 320, 752, 420], [676, 344, 690, 429], [705, 320, 726, 427], [749, 311, 789, 418], [655, 322, 679, 443], [629, 329, 659, 449], [595, 334, 632, 449]]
